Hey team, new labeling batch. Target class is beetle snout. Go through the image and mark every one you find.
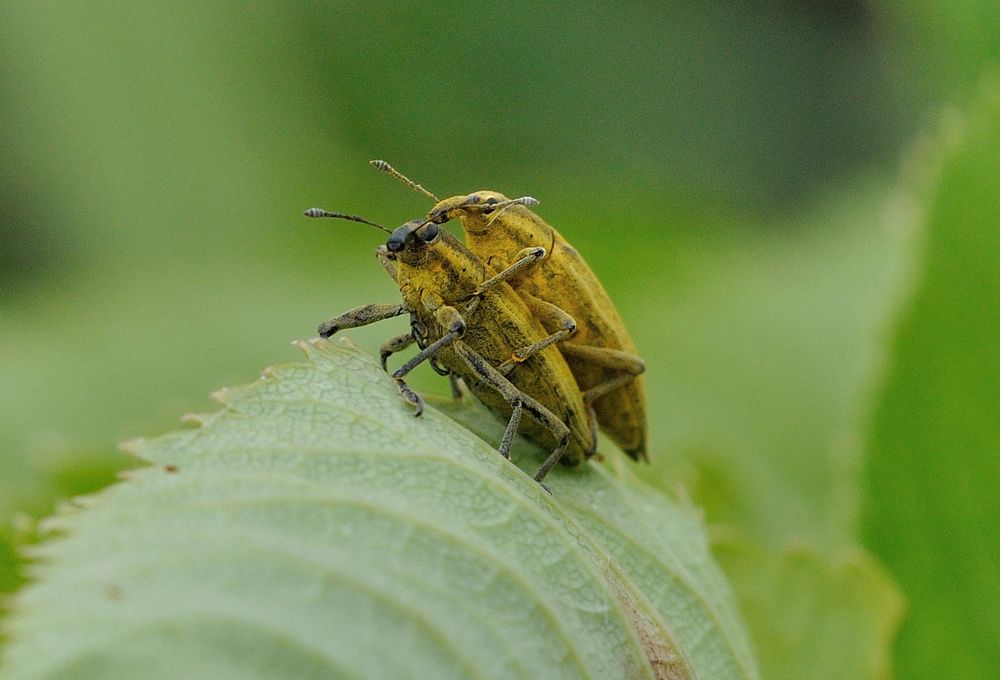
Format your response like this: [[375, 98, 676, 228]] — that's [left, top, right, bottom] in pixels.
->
[[386, 235, 406, 252], [387, 221, 423, 252]]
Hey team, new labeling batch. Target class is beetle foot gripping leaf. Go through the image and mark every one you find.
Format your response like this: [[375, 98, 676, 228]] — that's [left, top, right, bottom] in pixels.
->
[[392, 376, 425, 416]]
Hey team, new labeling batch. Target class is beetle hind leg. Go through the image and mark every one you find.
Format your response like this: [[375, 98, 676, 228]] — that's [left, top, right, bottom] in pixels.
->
[[452, 340, 570, 485]]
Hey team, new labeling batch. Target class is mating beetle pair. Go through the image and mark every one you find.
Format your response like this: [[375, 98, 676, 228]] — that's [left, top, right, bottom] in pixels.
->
[[306, 163, 647, 484]]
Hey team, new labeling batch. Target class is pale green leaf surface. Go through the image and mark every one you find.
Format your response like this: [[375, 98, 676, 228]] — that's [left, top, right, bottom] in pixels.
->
[[3, 339, 756, 679], [438, 398, 758, 680]]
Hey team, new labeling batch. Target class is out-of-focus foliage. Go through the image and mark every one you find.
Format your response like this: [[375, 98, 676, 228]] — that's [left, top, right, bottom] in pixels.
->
[[641, 177, 916, 679], [882, 0, 1000, 103], [864, 90, 1000, 679], [1, 1, 998, 677]]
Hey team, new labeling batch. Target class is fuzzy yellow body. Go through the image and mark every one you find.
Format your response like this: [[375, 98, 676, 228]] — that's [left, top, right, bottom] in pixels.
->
[[429, 193, 648, 461], [392, 227, 595, 465]]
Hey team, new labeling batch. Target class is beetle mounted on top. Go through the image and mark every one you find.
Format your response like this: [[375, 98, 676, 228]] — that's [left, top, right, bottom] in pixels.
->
[[369, 161, 647, 462]]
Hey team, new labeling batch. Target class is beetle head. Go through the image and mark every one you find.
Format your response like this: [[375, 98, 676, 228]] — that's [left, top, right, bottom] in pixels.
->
[[386, 219, 441, 260], [428, 192, 539, 233]]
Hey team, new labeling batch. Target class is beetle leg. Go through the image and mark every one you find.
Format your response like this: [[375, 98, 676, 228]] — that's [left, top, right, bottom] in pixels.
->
[[585, 403, 600, 458], [389, 306, 466, 417], [318, 303, 405, 338], [410, 319, 428, 348], [559, 342, 646, 405], [452, 340, 569, 485], [472, 247, 546, 296], [405, 317, 451, 375], [558, 343, 646, 376], [499, 296, 578, 374], [429, 356, 452, 377], [560, 342, 646, 443], [379, 333, 415, 372], [582, 372, 638, 404], [448, 374, 465, 400], [393, 380, 424, 416]]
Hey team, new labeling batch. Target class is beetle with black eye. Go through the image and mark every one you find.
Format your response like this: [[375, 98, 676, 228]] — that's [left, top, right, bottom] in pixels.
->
[[304, 205, 592, 486]]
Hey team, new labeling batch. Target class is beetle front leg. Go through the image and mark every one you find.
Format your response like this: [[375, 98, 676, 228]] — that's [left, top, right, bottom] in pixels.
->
[[472, 247, 546, 296], [318, 303, 405, 338], [389, 306, 466, 417]]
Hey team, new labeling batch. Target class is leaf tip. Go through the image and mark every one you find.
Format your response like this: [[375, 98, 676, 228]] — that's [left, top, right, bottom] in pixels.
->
[[293, 337, 331, 361]]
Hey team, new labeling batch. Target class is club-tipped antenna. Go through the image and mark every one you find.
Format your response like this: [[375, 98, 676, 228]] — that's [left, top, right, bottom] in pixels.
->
[[303, 208, 392, 234], [474, 196, 539, 227], [370, 160, 440, 202], [471, 196, 539, 211]]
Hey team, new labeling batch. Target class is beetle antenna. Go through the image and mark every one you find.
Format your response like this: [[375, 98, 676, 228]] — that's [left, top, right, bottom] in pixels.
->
[[370, 160, 440, 202], [467, 196, 539, 227], [468, 196, 539, 211], [303, 208, 393, 234]]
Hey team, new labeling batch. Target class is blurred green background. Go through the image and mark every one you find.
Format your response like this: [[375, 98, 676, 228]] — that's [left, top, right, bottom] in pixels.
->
[[2, 2, 998, 678]]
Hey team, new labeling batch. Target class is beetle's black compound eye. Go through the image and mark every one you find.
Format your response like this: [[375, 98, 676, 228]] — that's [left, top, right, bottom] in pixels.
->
[[480, 196, 499, 214], [420, 223, 439, 242]]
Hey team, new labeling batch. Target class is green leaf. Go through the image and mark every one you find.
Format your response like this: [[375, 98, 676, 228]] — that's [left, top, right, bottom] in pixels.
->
[[881, 0, 1000, 103], [712, 536, 904, 680], [0, 448, 132, 606], [616, 178, 918, 678], [864, 85, 1000, 678], [2, 339, 756, 679], [439, 397, 759, 679]]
